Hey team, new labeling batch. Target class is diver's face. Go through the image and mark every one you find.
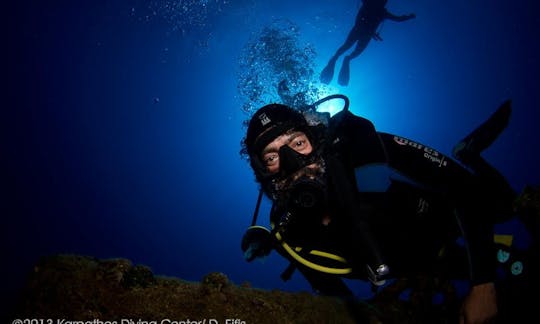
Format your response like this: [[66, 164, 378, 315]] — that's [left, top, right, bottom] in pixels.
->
[[261, 131, 312, 174]]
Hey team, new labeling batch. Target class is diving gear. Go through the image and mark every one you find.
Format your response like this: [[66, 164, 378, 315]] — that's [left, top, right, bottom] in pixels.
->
[[289, 177, 326, 210], [244, 94, 389, 281], [243, 97, 330, 232], [249, 189, 264, 227], [452, 99, 512, 163], [277, 144, 317, 178], [245, 94, 350, 188], [272, 171, 328, 237], [367, 263, 390, 286], [310, 94, 350, 113], [245, 104, 308, 158], [270, 150, 328, 226], [325, 154, 390, 281], [245, 103, 315, 189], [274, 230, 353, 275]]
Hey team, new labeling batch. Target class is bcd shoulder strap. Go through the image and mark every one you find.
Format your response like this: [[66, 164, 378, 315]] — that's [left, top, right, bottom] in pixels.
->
[[327, 110, 386, 166]]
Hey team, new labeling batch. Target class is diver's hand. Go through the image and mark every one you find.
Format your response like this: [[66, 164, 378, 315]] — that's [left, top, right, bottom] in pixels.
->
[[241, 227, 273, 262], [243, 242, 270, 262], [459, 282, 497, 324]]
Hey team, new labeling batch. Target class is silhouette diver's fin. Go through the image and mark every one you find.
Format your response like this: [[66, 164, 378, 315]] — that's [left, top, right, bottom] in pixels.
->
[[320, 57, 337, 84], [338, 57, 351, 86], [452, 100, 512, 162]]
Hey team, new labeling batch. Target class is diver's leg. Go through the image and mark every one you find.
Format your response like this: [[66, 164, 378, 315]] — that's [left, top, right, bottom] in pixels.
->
[[461, 155, 516, 221], [452, 100, 515, 220], [338, 36, 370, 86], [379, 132, 514, 221], [347, 35, 371, 60], [378, 132, 500, 283], [378, 132, 471, 191], [334, 27, 361, 59], [337, 56, 351, 86], [453, 100, 512, 164], [320, 28, 359, 84]]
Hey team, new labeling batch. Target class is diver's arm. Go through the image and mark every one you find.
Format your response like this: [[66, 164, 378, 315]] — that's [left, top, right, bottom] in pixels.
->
[[460, 282, 497, 324], [384, 10, 416, 22]]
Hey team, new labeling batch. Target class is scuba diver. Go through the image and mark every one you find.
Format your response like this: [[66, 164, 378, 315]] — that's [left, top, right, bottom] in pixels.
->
[[241, 95, 516, 323], [320, 0, 416, 86]]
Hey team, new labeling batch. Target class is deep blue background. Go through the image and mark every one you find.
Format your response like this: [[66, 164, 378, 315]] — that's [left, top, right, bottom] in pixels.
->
[[4, 0, 540, 313]]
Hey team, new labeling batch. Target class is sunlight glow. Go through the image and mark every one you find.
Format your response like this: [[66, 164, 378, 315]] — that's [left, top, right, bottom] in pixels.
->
[[315, 100, 342, 117], [314, 88, 348, 117]]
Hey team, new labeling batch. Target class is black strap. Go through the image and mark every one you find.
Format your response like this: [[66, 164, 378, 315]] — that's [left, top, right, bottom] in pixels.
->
[[326, 155, 386, 270], [280, 262, 297, 282], [251, 189, 264, 226]]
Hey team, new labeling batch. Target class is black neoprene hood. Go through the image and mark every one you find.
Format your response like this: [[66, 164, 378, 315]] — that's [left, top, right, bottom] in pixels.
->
[[245, 103, 308, 158]]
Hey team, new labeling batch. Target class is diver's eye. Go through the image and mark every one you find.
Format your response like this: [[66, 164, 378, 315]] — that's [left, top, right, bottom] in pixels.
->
[[263, 152, 279, 167], [293, 139, 306, 148], [288, 135, 308, 152]]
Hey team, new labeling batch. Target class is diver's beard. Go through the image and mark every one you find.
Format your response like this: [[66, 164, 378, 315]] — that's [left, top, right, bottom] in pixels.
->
[[275, 163, 325, 191], [270, 158, 327, 206]]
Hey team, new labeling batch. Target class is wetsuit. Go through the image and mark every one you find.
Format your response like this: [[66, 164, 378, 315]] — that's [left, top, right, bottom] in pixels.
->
[[272, 110, 514, 296]]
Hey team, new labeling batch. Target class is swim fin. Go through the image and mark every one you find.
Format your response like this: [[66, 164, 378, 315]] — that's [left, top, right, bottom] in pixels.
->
[[320, 57, 337, 84], [452, 99, 512, 162], [338, 56, 350, 86]]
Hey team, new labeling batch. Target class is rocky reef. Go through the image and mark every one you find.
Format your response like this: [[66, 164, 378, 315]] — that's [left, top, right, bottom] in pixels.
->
[[9, 186, 540, 324], [11, 254, 472, 324], [11, 255, 363, 323]]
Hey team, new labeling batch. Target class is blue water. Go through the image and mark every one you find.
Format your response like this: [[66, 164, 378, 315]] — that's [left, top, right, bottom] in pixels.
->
[[4, 0, 540, 310]]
